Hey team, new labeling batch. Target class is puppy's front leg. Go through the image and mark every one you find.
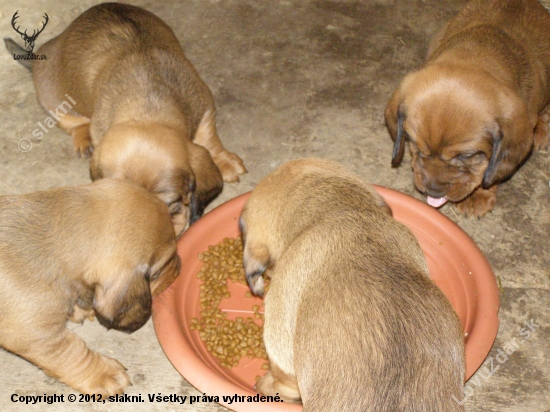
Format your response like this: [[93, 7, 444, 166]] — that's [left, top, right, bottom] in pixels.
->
[[242, 240, 271, 296], [193, 109, 247, 182], [68, 304, 95, 324], [13, 328, 130, 395], [455, 185, 497, 217]]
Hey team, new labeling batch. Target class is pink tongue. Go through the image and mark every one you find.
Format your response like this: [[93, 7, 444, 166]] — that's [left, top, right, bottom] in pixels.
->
[[427, 196, 448, 208]]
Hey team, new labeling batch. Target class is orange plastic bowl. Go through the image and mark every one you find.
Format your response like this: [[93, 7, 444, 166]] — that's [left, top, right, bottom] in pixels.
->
[[153, 187, 500, 412]]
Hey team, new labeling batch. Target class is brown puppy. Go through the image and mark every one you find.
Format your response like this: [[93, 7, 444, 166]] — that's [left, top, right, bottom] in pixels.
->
[[30, 3, 246, 234], [385, 0, 550, 217], [239, 159, 465, 411], [0, 179, 180, 395]]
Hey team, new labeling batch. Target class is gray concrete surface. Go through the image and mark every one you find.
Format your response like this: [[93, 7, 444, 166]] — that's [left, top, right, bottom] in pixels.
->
[[0, 0, 548, 411]]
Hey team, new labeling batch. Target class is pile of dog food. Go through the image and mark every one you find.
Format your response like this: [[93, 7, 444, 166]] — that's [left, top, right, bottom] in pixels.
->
[[190, 237, 269, 369]]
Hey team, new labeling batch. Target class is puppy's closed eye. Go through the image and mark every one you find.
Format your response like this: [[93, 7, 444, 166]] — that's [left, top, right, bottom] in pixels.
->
[[455, 152, 479, 161], [449, 151, 485, 166], [166, 196, 184, 216]]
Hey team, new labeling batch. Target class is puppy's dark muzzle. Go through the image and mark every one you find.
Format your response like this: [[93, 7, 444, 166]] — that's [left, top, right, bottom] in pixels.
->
[[96, 303, 151, 333], [423, 181, 449, 199]]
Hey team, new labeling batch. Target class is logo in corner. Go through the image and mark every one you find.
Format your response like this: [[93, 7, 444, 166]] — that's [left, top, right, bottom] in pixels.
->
[[11, 10, 49, 54]]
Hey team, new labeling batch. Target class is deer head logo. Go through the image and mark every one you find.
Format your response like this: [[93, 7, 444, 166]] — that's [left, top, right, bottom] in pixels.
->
[[11, 11, 49, 54]]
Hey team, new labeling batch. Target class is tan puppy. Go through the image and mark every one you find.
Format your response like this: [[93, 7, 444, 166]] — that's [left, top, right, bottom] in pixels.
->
[[239, 159, 465, 411], [0, 179, 180, 395], [29, 3, 246, 234], [385, 0, 550, 217]]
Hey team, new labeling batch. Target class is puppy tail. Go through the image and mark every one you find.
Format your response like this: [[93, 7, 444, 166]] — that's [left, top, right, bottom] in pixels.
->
[[4, 38, 32, 70]]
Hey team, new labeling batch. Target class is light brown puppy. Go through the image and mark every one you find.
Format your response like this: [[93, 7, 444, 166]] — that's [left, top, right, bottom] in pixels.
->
[[30, 3, 246, 234], [385, 0, 550, 217], [0, 179, 180, 395], [239, 159, 465, 411]]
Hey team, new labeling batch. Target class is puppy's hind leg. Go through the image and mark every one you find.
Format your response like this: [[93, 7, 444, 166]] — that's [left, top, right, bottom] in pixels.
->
[[427, 21, 450, 58], [57, 114, 93, 158], [193, 109, 247, 183], [256, 362, 301, 404], [534, 104, 550, 150], [8, 327, 130, 395]]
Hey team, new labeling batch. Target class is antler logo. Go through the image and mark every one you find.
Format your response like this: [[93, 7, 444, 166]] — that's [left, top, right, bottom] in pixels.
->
[[11, 11, 49, 54]]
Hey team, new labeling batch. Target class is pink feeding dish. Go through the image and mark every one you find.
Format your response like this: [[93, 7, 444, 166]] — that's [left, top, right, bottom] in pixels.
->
[[153, 187, 500, 412]]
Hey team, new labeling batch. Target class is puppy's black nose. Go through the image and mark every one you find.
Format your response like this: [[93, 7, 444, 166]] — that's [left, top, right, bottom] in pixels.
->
[[424, 181, 449, 198]]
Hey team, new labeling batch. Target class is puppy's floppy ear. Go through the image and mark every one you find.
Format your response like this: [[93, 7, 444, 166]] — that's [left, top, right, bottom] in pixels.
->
[[93, 263, 152, 333], [482, 92, 534, 188], [385, 88, 406, 166], [385, 88, 401, 140], [156, 168, 193, 236], [187, 143, 223, 224], [373, 191, 393, 217], [392, 108, 407, 167]]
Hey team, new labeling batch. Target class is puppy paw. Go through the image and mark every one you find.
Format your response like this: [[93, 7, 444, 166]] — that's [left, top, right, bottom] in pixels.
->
[[455, 186, 497, 217], [214, 151, 247, 183], [193, 109, 247, 182], [66, 354, 131, 396], [256, 369, 301, 403], [14, 328, 130, 397], [69, 305, 95, 324], [256, 370, 276, 396], [72, 123, 94, 158]]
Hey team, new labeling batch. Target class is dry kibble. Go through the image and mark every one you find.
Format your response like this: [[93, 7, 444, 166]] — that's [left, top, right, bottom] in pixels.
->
[[190, 236, 268, 369]]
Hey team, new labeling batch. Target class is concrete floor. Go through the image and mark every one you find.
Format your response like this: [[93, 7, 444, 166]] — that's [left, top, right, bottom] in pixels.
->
[[0, 0, 548, 411]]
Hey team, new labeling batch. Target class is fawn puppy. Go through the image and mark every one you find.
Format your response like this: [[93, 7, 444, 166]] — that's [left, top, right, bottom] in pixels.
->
[[240, 158, 465, 411]]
